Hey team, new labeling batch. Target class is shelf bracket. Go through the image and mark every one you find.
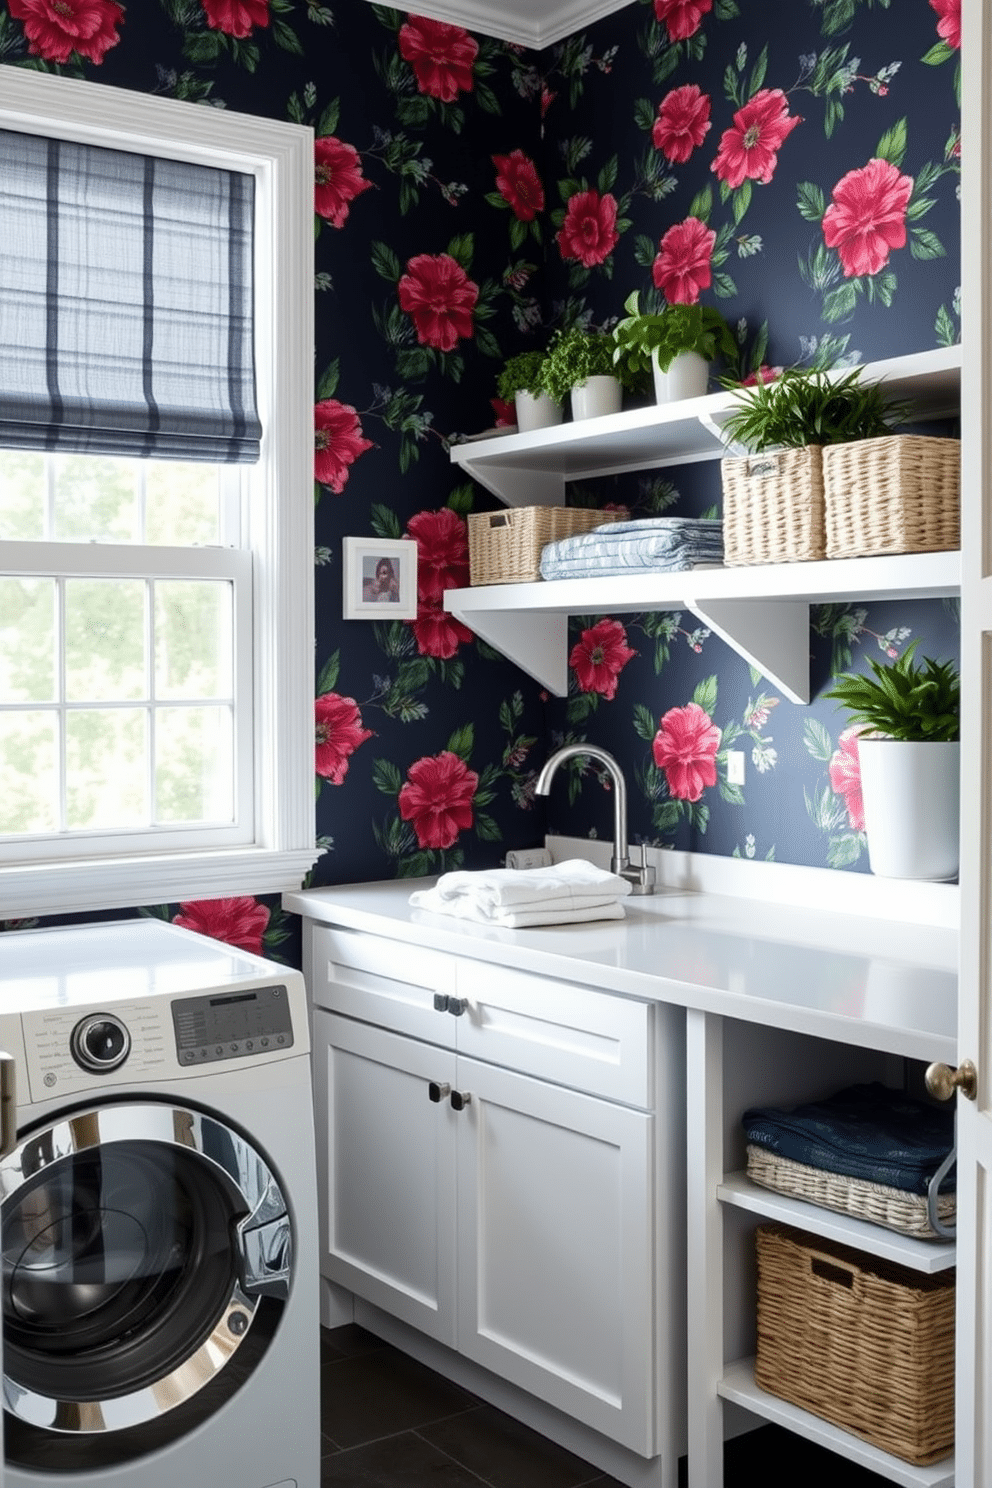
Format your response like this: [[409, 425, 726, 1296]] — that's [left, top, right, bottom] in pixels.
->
[[445, 603, 569, 694], [685, 598, 811, 704], [451, 459, 566, 508]]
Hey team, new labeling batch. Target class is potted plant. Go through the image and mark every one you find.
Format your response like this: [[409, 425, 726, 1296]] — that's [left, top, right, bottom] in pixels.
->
[[719, 366, 958, 565], [716, 366, 909, 567], [542, 325, 627, 421], [611, 292, 736, 404], [496, 349, 562, 434], [825, 640, 960, 880]]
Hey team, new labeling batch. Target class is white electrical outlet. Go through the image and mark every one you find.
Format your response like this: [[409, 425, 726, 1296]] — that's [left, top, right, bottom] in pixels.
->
[[727, 750, 746, 786], [506, 848, 553, 870]]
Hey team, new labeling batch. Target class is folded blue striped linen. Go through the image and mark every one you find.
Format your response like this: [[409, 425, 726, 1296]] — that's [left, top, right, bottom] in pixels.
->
[[539, 517, 724, 581]]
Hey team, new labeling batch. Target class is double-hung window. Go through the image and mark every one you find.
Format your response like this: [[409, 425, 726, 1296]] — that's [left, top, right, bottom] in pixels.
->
[[0, 70, 316, 918]]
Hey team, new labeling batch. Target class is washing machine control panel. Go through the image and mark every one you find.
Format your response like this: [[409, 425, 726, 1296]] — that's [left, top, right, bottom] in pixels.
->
[[171, 983, 294, 1066]]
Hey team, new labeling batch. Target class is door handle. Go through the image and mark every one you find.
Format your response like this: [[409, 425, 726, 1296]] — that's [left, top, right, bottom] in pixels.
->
[[0, 1052, 16, 1157], [450, 1089, 471, 1111], [427, 1081, 451, 1104], [926, 1059, 977, 1102]]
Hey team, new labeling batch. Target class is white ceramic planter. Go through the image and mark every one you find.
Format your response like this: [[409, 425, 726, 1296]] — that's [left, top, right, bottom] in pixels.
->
[[514, 389, 563, 433], [857, 738, 960, 880], [570, 375, 622, 421], [652, 349, 710, 404]]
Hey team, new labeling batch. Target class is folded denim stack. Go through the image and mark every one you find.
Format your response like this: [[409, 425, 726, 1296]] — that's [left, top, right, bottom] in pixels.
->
[[539, 516, 724, 581], [408, 857, 632, 928], [742, 1082, 956, 1239]]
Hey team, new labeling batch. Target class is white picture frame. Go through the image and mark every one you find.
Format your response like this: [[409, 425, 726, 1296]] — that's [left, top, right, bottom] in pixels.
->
[[342, 536, 418, 620]]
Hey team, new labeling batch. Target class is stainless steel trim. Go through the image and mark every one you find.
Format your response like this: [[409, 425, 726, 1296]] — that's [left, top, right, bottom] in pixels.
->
[[1, 1101, 291, 1434], [0, 1053, 15, 1158]]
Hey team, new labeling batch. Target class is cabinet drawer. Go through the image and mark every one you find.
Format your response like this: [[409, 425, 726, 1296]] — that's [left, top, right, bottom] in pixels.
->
[[310, 926, 457, 1045], [455, 960, 653, 1107]]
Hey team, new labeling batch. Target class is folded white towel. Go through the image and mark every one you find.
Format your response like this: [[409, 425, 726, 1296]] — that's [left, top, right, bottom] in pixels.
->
[[425, 858, 631, 912], [408, 885, 627, 928], [408, 858, 630, 928]]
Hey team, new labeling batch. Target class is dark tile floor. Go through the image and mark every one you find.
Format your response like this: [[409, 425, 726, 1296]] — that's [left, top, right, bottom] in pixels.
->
[[318, 1325, 893, 1487]]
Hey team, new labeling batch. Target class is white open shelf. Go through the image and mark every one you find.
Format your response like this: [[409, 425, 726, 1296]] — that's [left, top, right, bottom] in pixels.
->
[[719, 1359, 955, 1488], [718, 1171, 956, 1274], [446, 345, 962, 700], [450, 345, 961, 507], [443, 549, 961, 700]]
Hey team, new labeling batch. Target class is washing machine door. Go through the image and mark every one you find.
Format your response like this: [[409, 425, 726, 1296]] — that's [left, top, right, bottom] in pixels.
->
[[0, 1100, 291, 1451]]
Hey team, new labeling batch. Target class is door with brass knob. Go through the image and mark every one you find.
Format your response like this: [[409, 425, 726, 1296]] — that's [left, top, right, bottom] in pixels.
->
[[926, 1060, 978, 1103], [955, 6, 992, 1478]]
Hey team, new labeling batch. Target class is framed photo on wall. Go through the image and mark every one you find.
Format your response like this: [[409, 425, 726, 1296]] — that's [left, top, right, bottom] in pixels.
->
[[342, 536, 418, 620]]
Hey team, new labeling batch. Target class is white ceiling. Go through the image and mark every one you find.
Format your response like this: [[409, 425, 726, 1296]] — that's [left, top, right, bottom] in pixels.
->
[[359, 0, 632, 49]]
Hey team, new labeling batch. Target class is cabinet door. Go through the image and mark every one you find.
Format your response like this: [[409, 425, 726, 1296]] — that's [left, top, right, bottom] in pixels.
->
[[312, 1010, 458, 1345], [453, 1054, 656, 1454]]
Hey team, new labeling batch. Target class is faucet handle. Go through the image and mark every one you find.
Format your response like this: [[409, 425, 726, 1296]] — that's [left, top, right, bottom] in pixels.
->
[[622, 847, 656, 896]]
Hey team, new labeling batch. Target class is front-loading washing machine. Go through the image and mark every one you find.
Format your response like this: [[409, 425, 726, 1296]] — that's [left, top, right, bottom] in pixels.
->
[[0, 917, 320, 1488]]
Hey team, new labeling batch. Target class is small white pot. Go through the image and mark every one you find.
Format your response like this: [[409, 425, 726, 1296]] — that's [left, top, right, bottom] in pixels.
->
[[570, 375, 623, 421], [514, 389, 563, 433], [857, 738, 960, 880], [652, 349, 710, 404]]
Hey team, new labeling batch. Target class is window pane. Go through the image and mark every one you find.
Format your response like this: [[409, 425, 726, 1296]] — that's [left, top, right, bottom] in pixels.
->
[[155, 706, 233, 824], [66, 708, 147, 830], [65, 579, 146, 702], [0, 578, 56, 702], [145, 463, 220, 546], [155, 581, 232, 700], [0, 451, 45, 540], [0, 713, 57, 833], [53, 454, 137, 543]]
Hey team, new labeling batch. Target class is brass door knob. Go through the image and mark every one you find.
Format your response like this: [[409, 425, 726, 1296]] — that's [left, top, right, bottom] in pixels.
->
[[925, 1059, 977, 1102]]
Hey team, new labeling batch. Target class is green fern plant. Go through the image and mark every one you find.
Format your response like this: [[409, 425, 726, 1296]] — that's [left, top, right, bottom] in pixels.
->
[[541, 326, 630, 404], [496, 350, 549, 403], [720, 366, 907, 453], [825, 641, 960, 742]]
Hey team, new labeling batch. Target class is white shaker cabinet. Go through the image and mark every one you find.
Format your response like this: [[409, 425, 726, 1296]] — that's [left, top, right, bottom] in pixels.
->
[[306, 923, 685, 1471]]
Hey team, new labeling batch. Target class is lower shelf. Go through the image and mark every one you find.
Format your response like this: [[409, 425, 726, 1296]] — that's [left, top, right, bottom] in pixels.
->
[[718, 1358, 955, 1488]]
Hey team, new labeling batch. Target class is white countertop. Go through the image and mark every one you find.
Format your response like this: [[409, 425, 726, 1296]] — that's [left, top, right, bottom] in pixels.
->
[[283, 879, 957, 1063]]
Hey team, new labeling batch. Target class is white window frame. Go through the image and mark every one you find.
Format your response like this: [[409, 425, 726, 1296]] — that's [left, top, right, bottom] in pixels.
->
[[0, 69, 317, 917]]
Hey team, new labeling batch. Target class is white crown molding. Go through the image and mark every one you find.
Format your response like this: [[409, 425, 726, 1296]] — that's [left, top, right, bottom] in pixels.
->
[[360, 0, 634, 49]]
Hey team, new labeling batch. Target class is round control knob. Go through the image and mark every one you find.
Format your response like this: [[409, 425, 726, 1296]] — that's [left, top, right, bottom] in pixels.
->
[[70, 1013, 132, 1074]]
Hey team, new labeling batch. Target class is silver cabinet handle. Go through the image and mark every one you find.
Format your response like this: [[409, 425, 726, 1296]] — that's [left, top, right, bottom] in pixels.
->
[[450, 1089, 471, 1111], [428, 1081, 451, 1104], [447, 998, 467, 1017], [0, 1052, 16, 1157]]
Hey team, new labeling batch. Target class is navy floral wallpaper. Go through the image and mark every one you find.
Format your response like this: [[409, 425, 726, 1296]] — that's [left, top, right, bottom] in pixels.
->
[[0, 0, 962, 963]]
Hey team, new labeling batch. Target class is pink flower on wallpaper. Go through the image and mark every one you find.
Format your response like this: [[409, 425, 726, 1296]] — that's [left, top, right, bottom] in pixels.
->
[[8, 0, 124, 64], [652, 84, 712, 163], [174, 897, 270, 956], [399, 751, 479, 849], [829, 727, 865, 832], [712, 89, 801, 189], [822, 157, 914, 279], [653, 0, 713, 43], [398, 254, 479, 353], [492, 150, 545, 221], [491, 397, 516, 427], [739, 365, 782, 386], [410, 596, 474, 659], [652, 216, 716, 304], [569, 619, 636, 700], [314, 399, 374, 493], [314, 137, 373, 228], [556, 189, 621, 268], [407, 507, 470, 601], [201, 0, 269, 37], [398, 15, 478, 102], [930, 0, 961, 49], [652, 702, 722, 802], [315, 693, 373, 785]]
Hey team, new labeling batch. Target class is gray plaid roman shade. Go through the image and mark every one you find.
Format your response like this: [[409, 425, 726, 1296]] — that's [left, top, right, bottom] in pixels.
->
[[0, 129, 261, 463]]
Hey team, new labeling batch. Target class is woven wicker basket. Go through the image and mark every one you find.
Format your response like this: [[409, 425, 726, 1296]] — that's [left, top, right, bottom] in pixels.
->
[[468, 506, 625, 586], [755, 1223, 955, 1465], [721, 446, 825, 565], [746, 1145, 955, 1241], [822, 434, 960, 559]]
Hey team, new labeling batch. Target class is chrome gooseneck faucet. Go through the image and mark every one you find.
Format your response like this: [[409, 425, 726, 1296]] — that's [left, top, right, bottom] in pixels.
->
[[535, 743, 656, 896]]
